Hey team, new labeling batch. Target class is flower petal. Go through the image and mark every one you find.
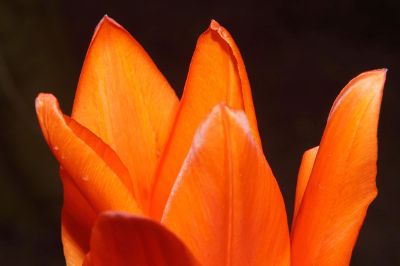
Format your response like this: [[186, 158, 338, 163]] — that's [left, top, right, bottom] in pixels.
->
[[84, 212, 198, 266], [150, 20, 260, 218], [291, 69, 386, 265], [72, 16, 179, 209], [60, 170, 95, 266], [61, 219, 86, 266], [35, 93, 141, 214], [162, 105, 290, 265], [292, 146, 318, 227]]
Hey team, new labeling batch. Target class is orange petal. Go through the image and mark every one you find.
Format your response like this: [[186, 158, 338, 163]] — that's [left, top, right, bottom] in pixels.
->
[[84, 212, 198, 266], [292, 146, 318, 227], [72, 16, 179, 209], [291, 69, 386, 265], [162, 105, 290, 265], [60, 170, 96, 266], [35, 93, 141, 215], [150, 20, 260, 218]]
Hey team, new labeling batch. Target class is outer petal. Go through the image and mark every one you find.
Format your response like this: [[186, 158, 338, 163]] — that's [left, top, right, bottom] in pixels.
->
[[162, 105, 290, 265], [150, 20, 260, 218], [291, 70, 386, 265], [72, 16, 179, 209], [292, 146, 318, 227], [84, 212, 198, 266], [35, 93, 141, 215]]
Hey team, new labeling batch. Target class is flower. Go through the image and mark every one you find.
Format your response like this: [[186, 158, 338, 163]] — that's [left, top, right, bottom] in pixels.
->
[[35, 16, 385, 266]]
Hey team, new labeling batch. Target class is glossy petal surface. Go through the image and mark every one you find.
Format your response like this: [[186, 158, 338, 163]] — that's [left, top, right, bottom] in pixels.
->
[[150, 20, 260, 218], [85, 212, 197, 266], [291, 70, 386, 265], [72, 16, 179, 209], [162, 105, 290, 265]]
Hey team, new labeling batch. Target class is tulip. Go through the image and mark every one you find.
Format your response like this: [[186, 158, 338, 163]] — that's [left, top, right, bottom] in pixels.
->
[[36, 16, 385, 266]]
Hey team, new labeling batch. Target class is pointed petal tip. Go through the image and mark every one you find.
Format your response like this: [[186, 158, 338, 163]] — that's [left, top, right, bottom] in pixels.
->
[[358, 68, 386, 99], [372, 67, 387, 78], [355, 68, 387, 82], [92, 15, 123, 41], [35, 92, 52, 102], [372, 68, 387, 95], [376, 67, 388, 73], [35, 93, 61, 145], [99, 14, 120, 27], [35, 93, 57, 113], [328, 69, 386, 120], [210, 19, 220, 29], [35, 93, 46, 109], [363, 68, 387, 84], [209, 19, 230, 39]]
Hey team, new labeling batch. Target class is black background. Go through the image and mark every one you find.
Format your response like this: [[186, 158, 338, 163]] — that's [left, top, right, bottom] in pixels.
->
[[0, 0, 399, 265]]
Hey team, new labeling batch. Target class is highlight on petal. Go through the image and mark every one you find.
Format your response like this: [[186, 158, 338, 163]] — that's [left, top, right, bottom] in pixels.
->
[[35, 93, 141, 215], [292, 146, 318, 227], [291, 69, 386, 265], [84, 212, 198, 266], [150, 20, 260, 219], [72, 15, 179, 210], [162, 104, 290, 265]]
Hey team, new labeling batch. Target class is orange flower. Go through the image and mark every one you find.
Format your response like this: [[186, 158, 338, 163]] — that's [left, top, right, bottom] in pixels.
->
[[35, 16, 385, 266]]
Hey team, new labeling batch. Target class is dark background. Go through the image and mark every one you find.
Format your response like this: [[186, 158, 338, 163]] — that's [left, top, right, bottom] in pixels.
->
[[0, 0, 399, 265]]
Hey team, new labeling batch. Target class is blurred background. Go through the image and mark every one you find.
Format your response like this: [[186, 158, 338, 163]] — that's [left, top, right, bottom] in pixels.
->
[[0, 0, 399, 265]]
